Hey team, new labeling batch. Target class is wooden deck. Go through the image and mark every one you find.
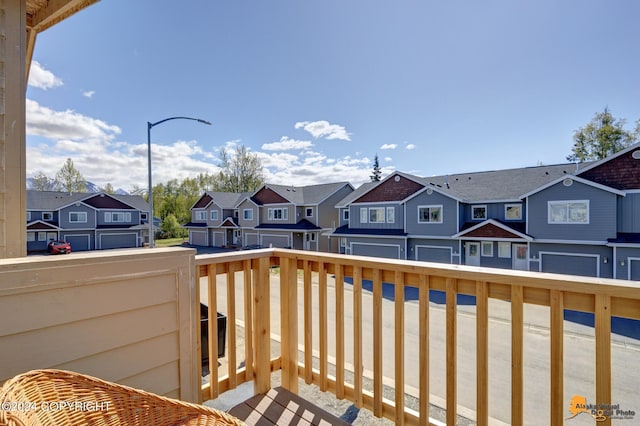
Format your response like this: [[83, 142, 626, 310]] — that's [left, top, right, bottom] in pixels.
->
[[228, 387, 350, 426]]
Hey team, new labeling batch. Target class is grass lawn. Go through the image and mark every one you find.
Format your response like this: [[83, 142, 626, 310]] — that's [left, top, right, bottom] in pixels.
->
[[155, 237, 187, 247]]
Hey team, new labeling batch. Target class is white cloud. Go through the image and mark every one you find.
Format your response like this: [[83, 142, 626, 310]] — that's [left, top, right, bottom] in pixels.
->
[[28, 61, 63, 90], [384, 157, 392, 162], [380, 143, 397, 150], [294, 120, 351, 141], [405, 143, 416, 150], [83, 90, 96, 98], [261, 136, 313, 151]]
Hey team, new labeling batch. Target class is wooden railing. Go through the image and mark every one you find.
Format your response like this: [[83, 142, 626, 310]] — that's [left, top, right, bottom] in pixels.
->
[[195, 248, 640, 426]]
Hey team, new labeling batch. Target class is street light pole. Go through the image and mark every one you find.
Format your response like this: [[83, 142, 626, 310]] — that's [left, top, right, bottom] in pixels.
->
[[147, 116, 211, 248]]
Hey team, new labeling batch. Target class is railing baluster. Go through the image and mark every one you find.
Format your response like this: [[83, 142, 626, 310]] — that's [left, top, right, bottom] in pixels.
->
[[243, 259, 253, 382], [196, 262, 203, 402], [373, 268, 383, 417], [303, 260, 313, 384], [280, 257, 298, 392], [419, 274, 430, 426], [227, 268, 237, 389], [254, 257, 271, 395], [207, 264, 219, 400], [476, 281, 489, 426], [353, 265, 363, 409], [511, 285, 524, 426], [446, 278, 457, 426], [335, 263, 345, 400], [319, 261, 328, 391], [595, 294, 612, 426], [550, 289, 563, 426], [394, 271, 405, 425]]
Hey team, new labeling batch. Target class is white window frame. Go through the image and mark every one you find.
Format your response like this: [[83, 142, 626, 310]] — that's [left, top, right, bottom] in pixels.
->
[[360, 207, 368, 224], [268, 208, 288, 221], [481, 241, 494, 257], [498, 242, 511, 258], [369, 207, 385, 223], [141, 213, 148, 221], [243, 209, 253, 220], [210, 210, 219, 221], [343, 210, 349, 221], [42, 212, 53, 221], [195, 210, 207, 221], [548, 200, 589, 224], [47, 232, 57, 241], [386, 206, 395, 223], [418, 205, 443, 224], [505, 204, 522, 220], [472, 205, 487, 220], [340, 238, 347, 247], [305, 207, 313, 217], [105, 212, 131, 223], [27, 212, 32, 221], [38, 232, 47, 241], [69, 211, 87, 223], [27, 232, 35, 242]]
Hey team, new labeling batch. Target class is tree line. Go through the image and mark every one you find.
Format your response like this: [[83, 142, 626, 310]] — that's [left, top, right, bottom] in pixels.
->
[[30, 145, 264, 239]]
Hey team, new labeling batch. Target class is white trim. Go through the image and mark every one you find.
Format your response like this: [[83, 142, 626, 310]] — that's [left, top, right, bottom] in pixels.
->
[[353, 201, 400, 206], [242, 208, 254, 221], [194, 210, 207, 221], [521, 174, 626, 199], [533, 238, 607, 245], [350, 242, 402, 259], [417, 205, 443, 224], [386, 206, 395, 224], [210, 210, 219, 221], [452, 218, 532, 241], [472, 205, 487, 220], [625, 189, 640, 194], [211, 231, 225, 246], [342, 209, 349, 221], [608, 242, 640, 248], [305, 207, 314, 218], [575, 142, 640, 175], [62, 233, 91, 250], [360, 207, 368, 223], [260, 233, 290, 248], [415, 245, 453, 263], [538, 251, 600, 277], [69, 211, 88, 223], [498, 241, 511, 258], [243, 232, 259, 246], [547, 200, 589, 224], [42, 211, 54, 221], [190, 230, 208, 246], [98, 232, 138, 249], [504, 203, 523, 220], [481, 241, 493, 257]]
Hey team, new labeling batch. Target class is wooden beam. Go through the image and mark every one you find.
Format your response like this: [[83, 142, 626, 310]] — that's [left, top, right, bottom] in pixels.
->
[[28, 0, 100, 32]]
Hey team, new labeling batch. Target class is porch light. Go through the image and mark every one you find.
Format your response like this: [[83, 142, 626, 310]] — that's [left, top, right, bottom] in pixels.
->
[[147, 116, 211, 248]]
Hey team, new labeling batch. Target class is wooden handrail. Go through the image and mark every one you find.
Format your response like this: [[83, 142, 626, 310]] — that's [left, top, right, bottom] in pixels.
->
[[196, 248, 640, 425]]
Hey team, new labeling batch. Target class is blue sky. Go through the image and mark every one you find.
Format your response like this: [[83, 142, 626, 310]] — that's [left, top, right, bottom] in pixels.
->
[[26, 0, 640, 192]]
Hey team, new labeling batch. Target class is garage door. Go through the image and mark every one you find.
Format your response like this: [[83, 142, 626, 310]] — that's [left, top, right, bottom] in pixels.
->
[[540, 253, 598, 277], [416, 246, 452, 263], [631, 259, 640, 281], [261, 235, 289, 248], [190, 231, 207, 246], [64, 234, 90, 251], [100, 233, 137, 250], [212, 232, 224, 247], [351, 243, 400, 259]]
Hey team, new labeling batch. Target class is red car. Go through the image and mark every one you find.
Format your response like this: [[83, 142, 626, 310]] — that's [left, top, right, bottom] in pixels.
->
[[48, 240, 71, 254]]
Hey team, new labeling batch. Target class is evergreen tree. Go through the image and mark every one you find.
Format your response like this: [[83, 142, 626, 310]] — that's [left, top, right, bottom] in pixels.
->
[[370, 154, 382, 182]]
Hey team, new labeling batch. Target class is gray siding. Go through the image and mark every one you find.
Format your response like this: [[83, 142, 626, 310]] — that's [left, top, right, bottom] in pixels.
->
[[237, 200, 258, 228], [96, 210, 140, 227], [349, 203, 404, 230], [259, 204, 295, 225], [405, 191, 458, 236], [618, 193, 640, 233], [527, 181, 617, 241]]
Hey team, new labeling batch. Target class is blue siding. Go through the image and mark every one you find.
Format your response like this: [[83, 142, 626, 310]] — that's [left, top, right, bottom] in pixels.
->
[[461, 202, 525, 223], [405, 191, 458, 236], [615, 247, 640, 280], [349, 203, 404, 230], [619, 193, 640, 233], [59, 205, 95, 229], [410, 238, 459, 264], [530, 243, 612, 278], [527, 181, 617, 241]]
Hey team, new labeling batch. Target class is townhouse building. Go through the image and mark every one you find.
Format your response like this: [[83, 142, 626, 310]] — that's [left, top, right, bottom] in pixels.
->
[[185, 182, 354, 252], [333, 144, 640, 280], [27, 191, 150, 252]]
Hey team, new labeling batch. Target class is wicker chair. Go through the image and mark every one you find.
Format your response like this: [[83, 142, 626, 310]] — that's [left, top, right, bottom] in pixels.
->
[[0, 369, 245, 426]]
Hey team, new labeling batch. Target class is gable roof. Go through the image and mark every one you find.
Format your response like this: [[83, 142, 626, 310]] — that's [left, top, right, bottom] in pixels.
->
[[575, 142, 640, 190], [453, 219, 532, 241], [520, 175, 625, 199], [190, 192, 251, 210], [252, 182, 352, 205], [335, 181, 378, 208], [27, 191, 148, 211], [353, 172, 425, 203]]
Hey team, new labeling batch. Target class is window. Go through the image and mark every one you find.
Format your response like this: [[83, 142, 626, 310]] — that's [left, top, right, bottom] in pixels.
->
[[210, 210, 219, 221], [38, 232, 47, 241], [27, 232, 35, 242], [369, 208, 385, 223], [498, 242, 511, 258], [243, 209, 253, 220], [105, 212, 131, 223], [43, 212, 53, 221], [47, 232, 57, 241], [386, 207, 395, 223], [305, 207, 313, 217], [141, 213, 148, 221], [481, 241, 493, 257], [195, 210, 206, 221], [472, 205, 487, 220], [418, 205, 443, 223], [268, 208, 288, 220], [306, 233, 317, 242], [27, 212, 32, 221], [548, 200, 589, 224], [505, 204, 522, 220], [340, 238, 347, 247], [69, 212, 87, 223], [360, 208, 368, 223], [343, 210, 349, 221]]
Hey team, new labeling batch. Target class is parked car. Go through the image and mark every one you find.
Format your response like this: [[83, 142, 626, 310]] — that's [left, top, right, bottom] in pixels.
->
[[48, 240, 71, 254]]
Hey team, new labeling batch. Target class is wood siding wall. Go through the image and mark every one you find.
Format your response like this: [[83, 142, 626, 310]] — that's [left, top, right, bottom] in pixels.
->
[[0, 247, 199, 402]]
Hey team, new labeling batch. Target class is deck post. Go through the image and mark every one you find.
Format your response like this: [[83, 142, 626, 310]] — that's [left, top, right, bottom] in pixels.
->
[[280, 256, 298, 393], [253, 256, 271, 394]]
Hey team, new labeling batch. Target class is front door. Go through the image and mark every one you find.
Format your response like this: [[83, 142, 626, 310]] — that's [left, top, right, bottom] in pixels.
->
[[233, 229, 241, 245], [465, 242, 480, 266], [512, 244, 528, 270]]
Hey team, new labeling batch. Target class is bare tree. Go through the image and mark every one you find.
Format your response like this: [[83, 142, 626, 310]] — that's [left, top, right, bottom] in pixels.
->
[[55, 158, 87, 193], [217, 145, 264, 193], [31, 171, 57, 191]]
